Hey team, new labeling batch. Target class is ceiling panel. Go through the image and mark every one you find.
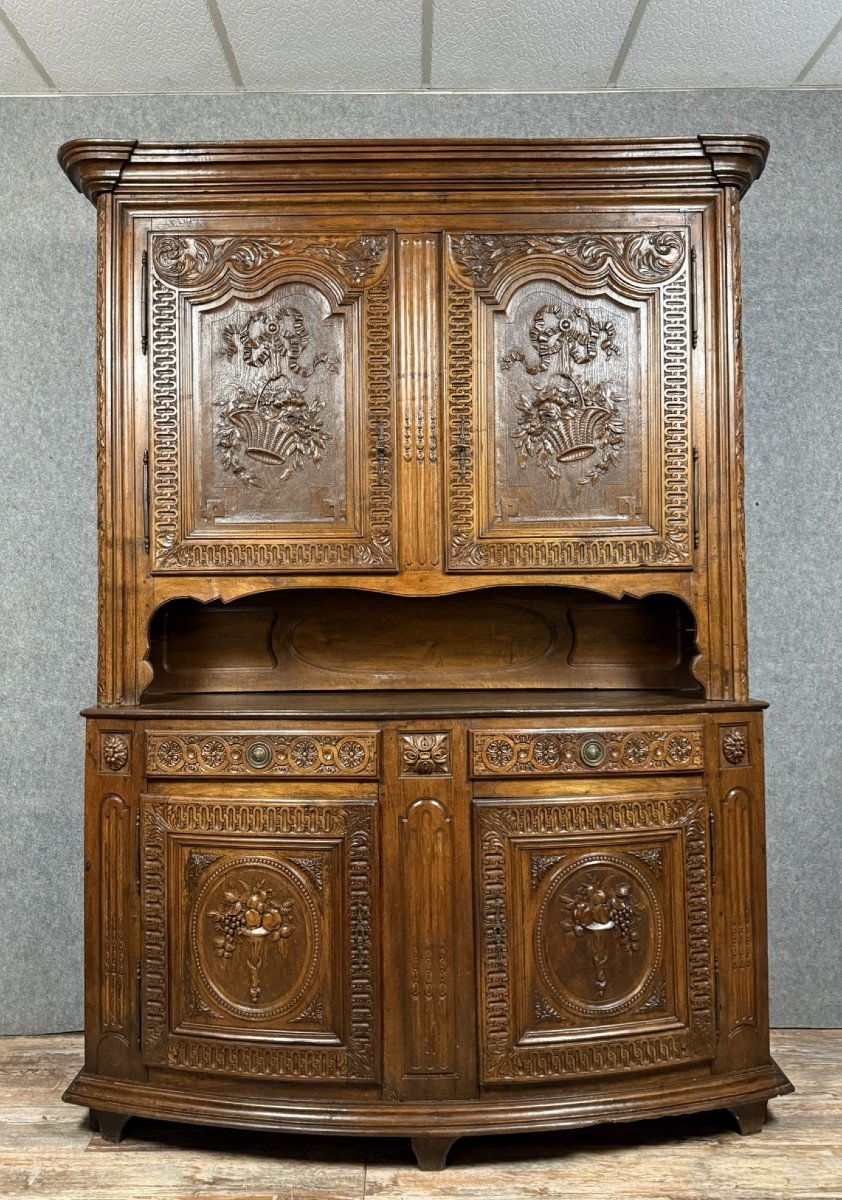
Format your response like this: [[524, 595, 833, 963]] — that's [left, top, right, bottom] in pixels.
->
[[618, 0, 840, 87], [0, 19, 50, 93], [432, 0, 641, 90], [803, 25, 842, 83], [215, 0, 421, 90], [1, 0, 232, 93]]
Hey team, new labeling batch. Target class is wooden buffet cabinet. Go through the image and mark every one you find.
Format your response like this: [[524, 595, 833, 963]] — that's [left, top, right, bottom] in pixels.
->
[[58, 137, 791, 1170]]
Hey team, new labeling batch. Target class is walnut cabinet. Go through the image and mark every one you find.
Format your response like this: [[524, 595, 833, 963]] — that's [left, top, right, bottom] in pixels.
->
[[60, 138, 790, 1170]]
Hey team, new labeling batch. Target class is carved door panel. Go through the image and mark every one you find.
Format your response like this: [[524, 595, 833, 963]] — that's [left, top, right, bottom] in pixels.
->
[[443, 230, 694, 571], [147, 232, 396, 572], [140, 794, 378, 1083], [475, 790, 714, 1083]]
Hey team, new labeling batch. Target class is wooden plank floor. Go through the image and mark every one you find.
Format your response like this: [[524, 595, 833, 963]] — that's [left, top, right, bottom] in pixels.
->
[[0, 1030, 838, 1199]]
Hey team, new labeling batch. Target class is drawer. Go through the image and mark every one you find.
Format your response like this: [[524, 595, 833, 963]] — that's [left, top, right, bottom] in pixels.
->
[[145, 730, 379, 778], [470, 726, 704, 777]]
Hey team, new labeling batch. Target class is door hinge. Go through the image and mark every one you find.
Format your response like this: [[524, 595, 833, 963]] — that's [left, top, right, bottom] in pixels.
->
[[692, 446, 700, 550], [140, 250, 149, 355], [136, 963, 142, 1048], [454, 417, 469, 481], [135, 809, 142, 894], [713, 954, 720, 1027], [708, 808, 716, 880], [690, 247, 699, 349], [141, 449, 150, 554]]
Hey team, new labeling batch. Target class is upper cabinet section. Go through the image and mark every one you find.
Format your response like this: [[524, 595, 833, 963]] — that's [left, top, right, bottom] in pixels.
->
[[444, 226, 692, 572], [148, 230, 397, 573]]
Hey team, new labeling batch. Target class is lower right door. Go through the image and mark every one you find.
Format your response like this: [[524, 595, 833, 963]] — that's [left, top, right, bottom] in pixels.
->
[[474, 785, 716, 1084]]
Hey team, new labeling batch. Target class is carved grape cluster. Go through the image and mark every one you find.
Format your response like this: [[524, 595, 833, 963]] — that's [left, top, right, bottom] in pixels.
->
[[209, 882, 295, 960]]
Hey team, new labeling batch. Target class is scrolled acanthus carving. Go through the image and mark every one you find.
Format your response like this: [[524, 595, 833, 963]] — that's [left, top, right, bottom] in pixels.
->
[[448, 231, 686, 288], [152, 234, 389, 289]]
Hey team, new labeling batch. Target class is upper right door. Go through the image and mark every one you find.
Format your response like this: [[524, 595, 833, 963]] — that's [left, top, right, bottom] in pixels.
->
[[443, 225, 694, 572]]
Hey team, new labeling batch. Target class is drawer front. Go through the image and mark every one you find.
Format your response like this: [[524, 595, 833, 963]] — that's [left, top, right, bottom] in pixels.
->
[[145, 730, 379, 778], [470, 727, 704, 777]]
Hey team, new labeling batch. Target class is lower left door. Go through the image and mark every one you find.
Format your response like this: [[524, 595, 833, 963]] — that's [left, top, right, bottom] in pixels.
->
[[139, 792, 378, 1084]]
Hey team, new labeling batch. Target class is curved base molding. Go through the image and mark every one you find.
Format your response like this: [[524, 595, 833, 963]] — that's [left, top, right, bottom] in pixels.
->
[[65, 1060, 792, 1165]]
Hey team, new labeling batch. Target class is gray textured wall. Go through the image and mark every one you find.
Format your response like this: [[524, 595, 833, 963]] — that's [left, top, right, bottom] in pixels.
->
[[0, 90, 839, 1034]]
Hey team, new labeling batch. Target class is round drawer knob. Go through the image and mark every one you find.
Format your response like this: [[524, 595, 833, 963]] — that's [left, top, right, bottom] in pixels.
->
[[246, 741, 272, 769], [580, 738, 606, 767]]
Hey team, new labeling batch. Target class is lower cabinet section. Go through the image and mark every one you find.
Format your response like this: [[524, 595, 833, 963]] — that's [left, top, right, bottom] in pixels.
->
[[71, 710, 791, 1169], [139, 794, 379, 1083], [474, 790, 715, 1082]]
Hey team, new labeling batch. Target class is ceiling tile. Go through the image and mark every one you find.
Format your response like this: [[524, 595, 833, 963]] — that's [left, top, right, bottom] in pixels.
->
[[0, 19, 51, 92], [432, 0, 641, 90], [215, 0, 421, 91], [2, 0, 232, 93], [618, 0, 841, 88], [802, 26, 842, 83]]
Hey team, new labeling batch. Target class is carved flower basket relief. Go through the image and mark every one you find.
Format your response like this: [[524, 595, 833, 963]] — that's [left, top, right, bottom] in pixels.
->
[[502, 303, 625, 489], [209, 880, 295, 1004], [215, 305, 339, 487]]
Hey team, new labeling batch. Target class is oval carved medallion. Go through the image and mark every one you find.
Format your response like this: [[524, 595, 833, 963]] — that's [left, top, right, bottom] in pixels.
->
[[535, 854, 663, 1018], [191, 857, 320, 1022]]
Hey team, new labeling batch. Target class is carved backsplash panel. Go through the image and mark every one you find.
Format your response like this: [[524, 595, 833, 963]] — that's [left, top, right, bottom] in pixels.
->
[[148, 232, 396, 573], [444, 229, 692, 571]]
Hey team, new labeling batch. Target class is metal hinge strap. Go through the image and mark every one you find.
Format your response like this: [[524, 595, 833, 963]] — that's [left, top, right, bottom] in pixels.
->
[[690, 246, 699, 349], [141, 449, 150, 554], [140, 250, 149, 355]]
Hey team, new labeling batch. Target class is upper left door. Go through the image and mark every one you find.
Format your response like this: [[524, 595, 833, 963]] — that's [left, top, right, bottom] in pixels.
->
[[145, 228, 397, 573]]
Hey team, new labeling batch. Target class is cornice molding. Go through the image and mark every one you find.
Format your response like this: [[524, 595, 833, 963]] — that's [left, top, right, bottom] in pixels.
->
[[57, 136, 769, 205], [58, 139, 137, 202], [698, 135, 770, 196]]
